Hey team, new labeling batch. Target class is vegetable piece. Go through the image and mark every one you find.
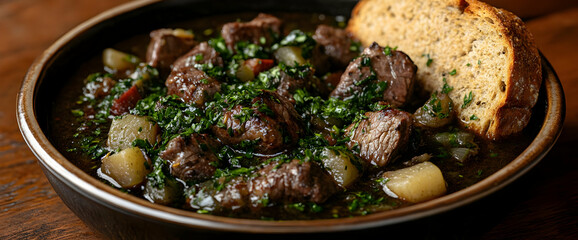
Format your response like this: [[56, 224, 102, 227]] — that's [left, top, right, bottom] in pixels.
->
[[236, 59, 275, 82], [107, 114, 159, 150], [144, 178, 182, 205], [102, 48, 139, 71], [414, 91, 454, 128], [110, 84, 142, 116], [449, 148, 475, 163], [274, 46, 307, 66], [319, 147, 361, 188], [434, 131, 476, 148], [245, 58, 275, 75], [236, 63, 255, 82], [381, 161, 447, 203], [432, 131, 479, 162], [403, 153, 432, 166], [171, 28, 194, 38], [101, 147, 150, 188]]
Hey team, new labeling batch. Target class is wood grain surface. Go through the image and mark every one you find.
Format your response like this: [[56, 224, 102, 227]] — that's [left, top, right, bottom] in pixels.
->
[[1, 0, 577, 239]]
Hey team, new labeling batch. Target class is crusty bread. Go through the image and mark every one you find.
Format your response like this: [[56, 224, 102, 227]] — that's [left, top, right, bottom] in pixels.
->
[[347, 0, 542, 139]]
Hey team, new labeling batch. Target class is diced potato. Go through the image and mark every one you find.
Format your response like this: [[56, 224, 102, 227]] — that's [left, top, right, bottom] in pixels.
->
[[236, 59, 275, 82], [319, 148, 361, 188], [144, 178, 183, 205], [102, 48, 139, 71], [101, 147, 150, 188], [171, 28, 194, 38], [274, 46, 307, 66], [236, 62, 255, 82], [382, 161, 447, 203], [107, 114, 159, 150]]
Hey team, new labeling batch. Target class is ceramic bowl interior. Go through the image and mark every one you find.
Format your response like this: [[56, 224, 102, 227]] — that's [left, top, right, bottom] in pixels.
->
[[17, 0, 565, 238]]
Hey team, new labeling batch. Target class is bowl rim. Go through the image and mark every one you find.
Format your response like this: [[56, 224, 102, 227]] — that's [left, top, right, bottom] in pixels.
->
[[16, 0, 565, 234]]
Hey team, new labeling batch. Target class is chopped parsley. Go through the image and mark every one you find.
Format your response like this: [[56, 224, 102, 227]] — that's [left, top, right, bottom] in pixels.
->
[[346, 191, 385, 215], [383, 46, 393, 56], [441, 78, 454, 94], [462, 91, 474, 109]]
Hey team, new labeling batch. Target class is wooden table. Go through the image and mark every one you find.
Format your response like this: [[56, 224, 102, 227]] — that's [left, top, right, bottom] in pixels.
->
[[1, 0, 577, 239]]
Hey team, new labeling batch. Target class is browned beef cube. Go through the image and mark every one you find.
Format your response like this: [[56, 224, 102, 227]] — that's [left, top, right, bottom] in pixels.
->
[[221, 13, 283, 50], [345, 108, 413, 168], [249, 159, 339, 204], [312, 24, 360, 71], [275, 66, 321, 103], [165, 66, 221, 107], [190, 159, 339, 211], [159, 134, 220, 182], [171, 42, 224, 71], [330, 42, 417, 107], [211, 90, 303, 155], [146, 29, 196, 74]]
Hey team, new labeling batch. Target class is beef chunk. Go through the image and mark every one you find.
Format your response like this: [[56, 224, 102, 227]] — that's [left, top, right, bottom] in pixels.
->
[[275, 66, 324, 103], [146, 29, 196, 74], [345, 108, 412, 168], [166, 41, 224, 106], [211, 90, 303, 155], [171, 42, 224, 71], [165, 66, 221, 107], [276, 71, 306, 103], [221, 13, 283, 50], [263, 65, 325, 103], [312, 25, 360, 71], [160, 134, 220, 182], [330, 42, 417, 107], [189, 159, 339, 211], [83, 75, 116, 99], [249, 159, 339, 204]]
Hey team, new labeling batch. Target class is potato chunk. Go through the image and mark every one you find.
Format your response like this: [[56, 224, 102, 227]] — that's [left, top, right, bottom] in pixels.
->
[[107, 114, 159, 150], [274, 46, 307, 66], [102, 48, 139, 71], [144, 178, 182, 205], [101, 147, 150, 188], [382, 161, 447, 203], [319, 148, 361, 188]]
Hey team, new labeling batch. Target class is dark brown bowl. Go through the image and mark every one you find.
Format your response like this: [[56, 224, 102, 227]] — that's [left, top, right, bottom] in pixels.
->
[[16, 0, 565, 239]]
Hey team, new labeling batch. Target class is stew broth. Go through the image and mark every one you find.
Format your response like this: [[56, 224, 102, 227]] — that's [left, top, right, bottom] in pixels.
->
[[47, 12, 538, 220]]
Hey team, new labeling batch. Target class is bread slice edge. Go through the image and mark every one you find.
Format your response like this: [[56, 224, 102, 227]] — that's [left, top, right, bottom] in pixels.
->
[[346, 0, 542, 139]]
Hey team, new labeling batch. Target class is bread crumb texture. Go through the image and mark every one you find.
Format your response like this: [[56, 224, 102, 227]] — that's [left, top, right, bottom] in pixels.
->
[[347, 0, 541, 139]]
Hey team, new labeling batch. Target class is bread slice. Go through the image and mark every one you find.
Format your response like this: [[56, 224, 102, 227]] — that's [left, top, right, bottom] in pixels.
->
[[347, 0, 542, 139]]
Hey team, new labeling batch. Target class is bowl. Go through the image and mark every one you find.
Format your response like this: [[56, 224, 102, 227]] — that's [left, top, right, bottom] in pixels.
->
[[17, 0, 565, 239]]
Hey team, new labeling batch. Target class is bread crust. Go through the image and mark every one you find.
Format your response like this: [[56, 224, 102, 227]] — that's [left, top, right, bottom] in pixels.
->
[[483, 4, 541, 137], [347, 0, 541, 139]]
